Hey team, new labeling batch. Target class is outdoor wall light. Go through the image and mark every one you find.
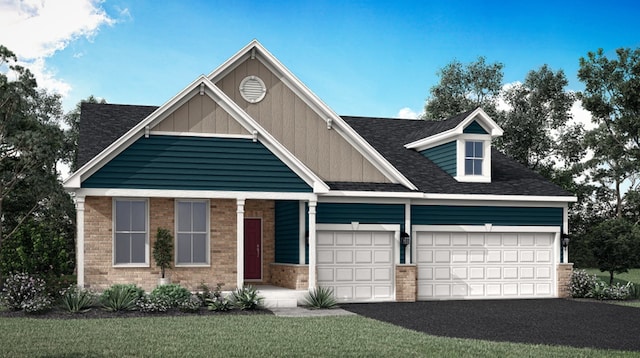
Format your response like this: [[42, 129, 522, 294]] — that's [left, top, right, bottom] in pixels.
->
[[561, 233, 570, 248], [400, 232, 411, 246]]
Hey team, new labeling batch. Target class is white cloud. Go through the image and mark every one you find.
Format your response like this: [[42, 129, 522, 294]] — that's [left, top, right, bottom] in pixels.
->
[[396, 107, 421, 119], [569, 99, 596, 131], [0, 0, 114, 96]]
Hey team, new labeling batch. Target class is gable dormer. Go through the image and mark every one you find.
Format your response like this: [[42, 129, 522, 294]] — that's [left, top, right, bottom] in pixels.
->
[[404, 108, 503, 183]]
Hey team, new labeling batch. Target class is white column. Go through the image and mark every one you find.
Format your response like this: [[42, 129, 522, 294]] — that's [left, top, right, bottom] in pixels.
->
[[308, 200, 317, 290], [404, 201, 411, 264], [236, 199, 245, 289], [298, 201, 306, 265], [75, 196, 85, 288]]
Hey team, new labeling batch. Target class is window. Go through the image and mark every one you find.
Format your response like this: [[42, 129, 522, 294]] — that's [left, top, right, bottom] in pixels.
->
[[465, 141, 483, 175], [114, 199, 148, 265], [176, 200, 209, 265]]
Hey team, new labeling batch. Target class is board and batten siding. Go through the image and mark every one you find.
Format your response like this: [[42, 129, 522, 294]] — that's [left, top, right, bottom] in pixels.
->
[[411, 205, 563, 226], [275, 201, 300, 264], [420, 141, 457, 176], [82, 135, 311, 192], [152, 94, 249, 135], [463, 120, 489, 134], [215, 57, 390, 183]]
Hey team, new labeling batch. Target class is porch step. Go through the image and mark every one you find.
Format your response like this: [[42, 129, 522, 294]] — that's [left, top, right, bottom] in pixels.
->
[[255, 285, 308, 308]]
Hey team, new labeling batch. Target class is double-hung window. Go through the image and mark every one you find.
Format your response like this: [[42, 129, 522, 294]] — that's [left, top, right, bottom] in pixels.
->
[[465, 141, 484, 176], [114, 199, 148, 265], [176, 200, 209, 266]]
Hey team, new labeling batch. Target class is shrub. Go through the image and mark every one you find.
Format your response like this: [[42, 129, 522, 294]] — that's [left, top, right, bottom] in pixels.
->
[[178, 295, 202, 313], [196, 282, 216, 306], [59, 286, 95, 313], [0, 272, 51, 313], [150, 284, 191, 307], [587, 281, 633, 300], [231, 285, 263, 310], [152, 228, 173, 279], [569, 269, 598, 298], [101, 284, 144, 312], [304, 287, 337, 309], [136, 294, 170, 313], [206, 283, 232, 312]]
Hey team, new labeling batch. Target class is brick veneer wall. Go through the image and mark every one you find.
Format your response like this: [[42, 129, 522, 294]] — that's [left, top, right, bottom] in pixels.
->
[[395, 264, 417, 302], [83, 196, 275, 292], [269, 263, 309, 290], [557, 263, 574, 298]]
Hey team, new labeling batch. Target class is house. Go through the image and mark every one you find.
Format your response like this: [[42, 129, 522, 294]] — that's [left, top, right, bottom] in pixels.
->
[[63, 40, 576, 304]]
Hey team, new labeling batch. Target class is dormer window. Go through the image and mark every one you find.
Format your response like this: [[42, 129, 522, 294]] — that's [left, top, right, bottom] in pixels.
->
[[404, 108, 502, 184], [465, 141, 483, 175]]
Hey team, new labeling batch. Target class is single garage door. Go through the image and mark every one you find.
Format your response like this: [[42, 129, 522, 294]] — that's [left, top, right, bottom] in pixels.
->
[[317, 230, 395, 302], [415, 227, 557, 300]]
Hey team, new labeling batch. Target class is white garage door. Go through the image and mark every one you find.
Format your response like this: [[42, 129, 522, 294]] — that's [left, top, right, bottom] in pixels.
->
[[415, 228, 557, 300], [317, 230, 395, 302]]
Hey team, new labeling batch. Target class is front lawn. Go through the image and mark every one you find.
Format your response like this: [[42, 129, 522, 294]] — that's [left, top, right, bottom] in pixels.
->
[[0, 315, 636, 357], [582, 268, 640, 286]]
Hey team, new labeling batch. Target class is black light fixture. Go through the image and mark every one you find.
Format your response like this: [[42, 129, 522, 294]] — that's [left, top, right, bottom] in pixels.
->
[[400, 232, 411, 246], [561, 233, 570, 248]]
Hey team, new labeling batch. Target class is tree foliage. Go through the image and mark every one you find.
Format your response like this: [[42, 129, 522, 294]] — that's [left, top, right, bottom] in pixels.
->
[[422, 57, 504, 120], [0, 45, 75, 278], [578, 48, 640, 218], [589, 217, 640, 284]]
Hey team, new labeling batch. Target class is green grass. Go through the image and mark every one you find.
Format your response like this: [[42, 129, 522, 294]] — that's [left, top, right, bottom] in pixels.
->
[[582, 268, 640, 286], [0, 315, 636, 357]]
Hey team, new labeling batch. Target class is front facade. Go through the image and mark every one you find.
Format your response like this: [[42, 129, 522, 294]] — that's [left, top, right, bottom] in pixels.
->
[[65, 40, 576, 302]]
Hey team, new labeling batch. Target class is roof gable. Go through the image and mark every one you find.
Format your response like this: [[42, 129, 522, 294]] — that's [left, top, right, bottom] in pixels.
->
[[404, 108, 503, 151]]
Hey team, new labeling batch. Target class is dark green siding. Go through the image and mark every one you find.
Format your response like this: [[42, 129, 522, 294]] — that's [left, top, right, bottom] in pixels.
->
[[420, 141, 457, 176], [82, 135, 312, 192], [316, 203, 407, 263], [275, 201, 300, 264], [411, 205, 563, 226], [463, 120, 489, 134]]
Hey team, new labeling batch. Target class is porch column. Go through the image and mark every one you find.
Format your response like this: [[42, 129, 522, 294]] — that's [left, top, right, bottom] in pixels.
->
[[236, 199, 245, 289], [298, 201, 306, 264], [75, 195, 85, 288], [308, 200, 317, 290]]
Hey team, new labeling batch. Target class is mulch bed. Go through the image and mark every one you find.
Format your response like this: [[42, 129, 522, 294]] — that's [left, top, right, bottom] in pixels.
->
[[342, 299, 640, 352], [0, 307, 273, 319]]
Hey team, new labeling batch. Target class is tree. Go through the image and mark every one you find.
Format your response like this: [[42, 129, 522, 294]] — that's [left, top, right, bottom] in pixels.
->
[[153, 228, 173, 279], [422, 57, 504, 120], [589, 217, 640, 285], [497, 65, 580, 172], [578, 48, 640, 218], [63, 95, 105, 172]]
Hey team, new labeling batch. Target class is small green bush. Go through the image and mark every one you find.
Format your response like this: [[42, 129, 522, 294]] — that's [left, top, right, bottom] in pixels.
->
[[569, 269, 598, 298], [587, 281, 633, 300], [1, 272, 52, 313], [59, 286, 95, 313], [136, 294, 170, 313], [150, 284, 191, 307], [304, 286, 337, 309], [196, 282, 216, 306], [231, 285, 263, 310], [178, 295, 202, 312], [101, 284, 144, 312]]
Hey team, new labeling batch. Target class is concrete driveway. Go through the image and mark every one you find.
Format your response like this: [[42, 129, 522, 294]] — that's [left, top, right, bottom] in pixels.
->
[[342, 299, 640, 352]]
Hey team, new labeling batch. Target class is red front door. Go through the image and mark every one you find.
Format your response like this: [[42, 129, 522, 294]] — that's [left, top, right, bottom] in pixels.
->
[[244, 218, 262, 280]]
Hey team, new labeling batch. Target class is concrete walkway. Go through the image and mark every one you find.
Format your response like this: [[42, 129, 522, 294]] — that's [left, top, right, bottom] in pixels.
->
[[269, 306, 357, 317]]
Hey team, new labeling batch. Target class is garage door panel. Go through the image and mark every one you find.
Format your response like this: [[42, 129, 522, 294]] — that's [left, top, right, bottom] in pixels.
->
[[417, 230, 556, 300], [318, 230, 394, 303], [317, 232, 334, 246]]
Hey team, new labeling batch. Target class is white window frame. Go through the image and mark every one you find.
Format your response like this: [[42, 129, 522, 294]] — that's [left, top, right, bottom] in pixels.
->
[[455, 134, 492, 183], [175, 199, 210, 267], [112, 198, 149, 267]]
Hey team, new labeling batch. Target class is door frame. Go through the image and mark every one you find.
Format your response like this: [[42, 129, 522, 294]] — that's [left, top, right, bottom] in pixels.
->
[[244, 217, 263, 282]]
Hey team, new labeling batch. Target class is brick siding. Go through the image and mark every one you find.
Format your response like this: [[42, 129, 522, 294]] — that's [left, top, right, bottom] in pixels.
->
[[557, 263, 574, 298], [395, 264, 417, 302], [269, 263, 309, 290]]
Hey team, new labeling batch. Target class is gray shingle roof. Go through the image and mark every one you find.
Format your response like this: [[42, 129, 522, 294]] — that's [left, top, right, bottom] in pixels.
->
[[342, 116, 571, 196], [77, 103, 571, 197], [77, 103, 157, 168]]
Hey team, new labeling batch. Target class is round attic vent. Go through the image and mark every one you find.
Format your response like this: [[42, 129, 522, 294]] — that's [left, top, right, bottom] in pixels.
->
[[239, 75, 267, 103]]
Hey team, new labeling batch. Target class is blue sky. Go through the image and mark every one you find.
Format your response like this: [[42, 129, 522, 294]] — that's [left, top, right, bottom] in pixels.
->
[[1, 0, 639, 119]]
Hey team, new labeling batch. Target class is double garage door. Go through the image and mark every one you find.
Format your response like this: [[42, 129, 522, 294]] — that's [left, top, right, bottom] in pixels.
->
[[316, 228, 395, 302], [315, 225, 558, 302], [415, 227, 558, 300]]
